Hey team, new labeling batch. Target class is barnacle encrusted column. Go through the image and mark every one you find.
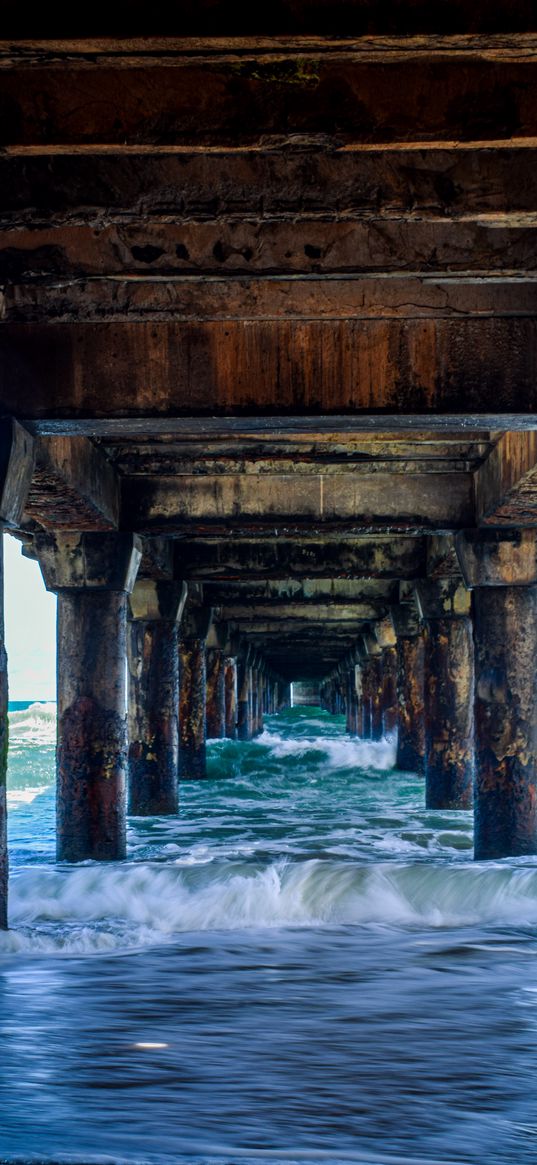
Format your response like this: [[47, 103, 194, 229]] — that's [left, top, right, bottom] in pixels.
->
[[415, 579, 474, 810], [37, 532, 142, 861], [457, 530, 537, 860], [0, 421, 35, 926], [128, 579, 187, 815], [178, 602, 213, 780]]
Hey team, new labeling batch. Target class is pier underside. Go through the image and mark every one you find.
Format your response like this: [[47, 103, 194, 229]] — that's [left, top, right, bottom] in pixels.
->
[[2, 3, 537, 921]]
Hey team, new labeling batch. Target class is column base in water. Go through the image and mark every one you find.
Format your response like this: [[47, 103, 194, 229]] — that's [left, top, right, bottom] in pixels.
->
[[224, 657, 238, 739], [37, 532, 142, 862], [415, 580, 474, 811], [206, 647, 226, 739], [128, 580, 186, 815], [391, 605, 425, 775], [457, 530, 537, 859]]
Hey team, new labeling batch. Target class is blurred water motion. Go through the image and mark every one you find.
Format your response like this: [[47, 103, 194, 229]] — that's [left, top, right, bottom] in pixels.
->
[[1, 707, 537, 1164]]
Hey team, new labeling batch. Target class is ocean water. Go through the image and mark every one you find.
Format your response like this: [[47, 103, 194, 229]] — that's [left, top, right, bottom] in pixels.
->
[[2, 704, 537, 1165]]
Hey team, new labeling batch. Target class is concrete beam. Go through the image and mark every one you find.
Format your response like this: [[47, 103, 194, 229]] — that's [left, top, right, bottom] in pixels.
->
[[204, 579, 397, 604], [2, 147, 537, 230], [8, 275, 537, 324], [174, 536, 426, 580], [222, 602, 383, 622], [475, 431, 537, 525], [124, 474, 473, 532], [24, 436, 120, 530], [4, 218, 537, 281]]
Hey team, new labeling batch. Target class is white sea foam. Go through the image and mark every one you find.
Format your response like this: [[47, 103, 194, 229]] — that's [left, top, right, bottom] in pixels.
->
[[3, 857, 537, 955], [257, 729, 397, 772], [9, 701, 56, 745]]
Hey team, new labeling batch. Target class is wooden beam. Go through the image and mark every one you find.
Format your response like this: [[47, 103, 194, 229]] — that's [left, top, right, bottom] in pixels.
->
[[2, 51, 537, 148], [3, 318, 537, 418], [124, 472, 473, 532]]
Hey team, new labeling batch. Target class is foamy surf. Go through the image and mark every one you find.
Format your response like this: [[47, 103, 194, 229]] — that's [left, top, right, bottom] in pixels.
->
[[256, 729, 397, 772], [4, 857, 537, 955], [8, 700, 56, 745]]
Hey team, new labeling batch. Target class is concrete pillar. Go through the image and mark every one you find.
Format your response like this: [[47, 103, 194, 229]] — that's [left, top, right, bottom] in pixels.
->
[[359, 657, 372, 739], [128, 580, 187, 815], [206, 648, 226, 739], [362, 632, 383, 740], [415, 579, 474, 810], [237, 649, 253, 740], [391, 605, 426, 774], [457, 530, 537, 859], [224, 656, 238, 738], [375, 617, 398, 735], [178, 603, 213, 780], [37, 532, 142, 861]]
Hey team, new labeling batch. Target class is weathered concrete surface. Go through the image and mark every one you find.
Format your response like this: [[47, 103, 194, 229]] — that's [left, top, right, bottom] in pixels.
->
[[392, 606, 425, 774], [176, 537, 427, 582], [416, 581, 474, 810], [457, 529, 537, 859], [124, 472, 474, 534], [178, 637, 207, 780], [224, 656, 237, 739], [206, 648, 226, 739], [38, 533, 142, 862], [25, 436, 119, 532], [237, 654, 253, 741], [57, 590, 130, 860], [128, 580, 187, 816]]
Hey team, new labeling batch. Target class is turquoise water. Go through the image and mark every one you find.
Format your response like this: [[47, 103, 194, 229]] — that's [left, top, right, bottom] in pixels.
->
[[2, 705, 537, 1164]]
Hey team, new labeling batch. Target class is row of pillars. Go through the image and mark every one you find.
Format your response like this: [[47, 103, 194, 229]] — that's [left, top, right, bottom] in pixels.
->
[[322, 530, 537, 865], [0, 530, 290, 928]]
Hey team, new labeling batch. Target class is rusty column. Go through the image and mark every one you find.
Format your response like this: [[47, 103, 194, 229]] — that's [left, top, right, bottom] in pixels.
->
[[391, 605, 426, 774], [362, 632, 383, 740], [0, 421, 35, 926], [375, 617, 398, 735], [206, 649, 226, 739], [178, 603, 213, 780], [457, 530, 537, 859], [237, 648, 253, 740], [128, 580, 187, 815], [359, 656, 372, 739], [224, 656, 238, 739], [415, 579, 474, 810], [37, 532, 142, 862]]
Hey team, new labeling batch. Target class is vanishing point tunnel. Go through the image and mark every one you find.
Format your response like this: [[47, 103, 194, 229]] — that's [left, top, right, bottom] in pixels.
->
[[3, 4, 537, 925]]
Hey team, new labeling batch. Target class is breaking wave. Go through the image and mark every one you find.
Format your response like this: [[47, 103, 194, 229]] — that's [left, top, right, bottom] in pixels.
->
[[3, 856, 537, 956], [9, 701, 56, 745]]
